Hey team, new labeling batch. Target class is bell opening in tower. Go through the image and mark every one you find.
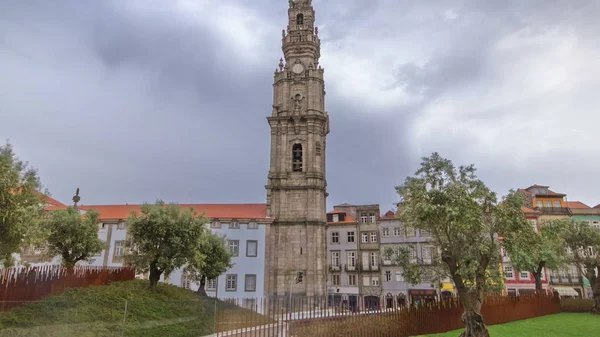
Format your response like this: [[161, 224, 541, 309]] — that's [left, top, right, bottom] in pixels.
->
[[296, 14, 304, 25], [292, 143, 303, 172]]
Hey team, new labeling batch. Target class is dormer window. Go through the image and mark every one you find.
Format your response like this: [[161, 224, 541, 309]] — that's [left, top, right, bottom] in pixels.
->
[[296, 14, 304, 25], [292, 144, 303, 172]]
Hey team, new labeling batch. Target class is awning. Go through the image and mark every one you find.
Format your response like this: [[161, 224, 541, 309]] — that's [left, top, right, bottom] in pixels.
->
[[441, 282, 454, 291], [552, 287, 579, 297]]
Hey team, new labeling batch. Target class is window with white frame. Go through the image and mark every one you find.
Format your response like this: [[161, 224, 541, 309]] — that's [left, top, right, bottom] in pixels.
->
[[544, 201, 552, 207], [362, 252, 369, 269], [332, 214, 339, 222], [382, 227, 390, 237], [114, 241, 125, 258], [593, 221, 600, 229], [228, 240, 239, 256], [229, 221, 240, 229], [520, 271, 530, 280], [248, 221, 258, 229], [553, 200, 561, 208], [370, 252, 378, 268], [211, 220, 221, 228], [207, 278, 217, 290], [371, 276, 380, 286], [245, 274, 256, 292], [331, 251, 340, 268], [362, 276, 370, 286], [348, 274, 356, 286], [536, 201, 543, 208], [347, 231, 355, 243], [408, 246, 417, 261], [361, 214, 368, 224], [393, 227, 401, 236], [181, 272, 191, 289], [361, 232, 369, 243], [422, 246, 433, 264], [504, 266, 514, 279], [332, 274, 340, 286], [347, 251, 356, 269], [395, 270, 403, 282], [246, 240, 258, 257], [370, 232, 378, 243], [385, 270, 392, 282], [226, 274, 237, 291], [331, 232, 340, 244], [420, 229, 431, 237], [369, 213, 376, 223]]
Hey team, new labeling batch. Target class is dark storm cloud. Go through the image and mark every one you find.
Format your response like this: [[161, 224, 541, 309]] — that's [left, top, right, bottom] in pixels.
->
[[0, 0, 599, 209]]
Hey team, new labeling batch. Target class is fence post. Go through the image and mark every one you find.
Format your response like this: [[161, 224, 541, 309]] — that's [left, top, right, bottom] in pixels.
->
[[121, 299, 128, 337]]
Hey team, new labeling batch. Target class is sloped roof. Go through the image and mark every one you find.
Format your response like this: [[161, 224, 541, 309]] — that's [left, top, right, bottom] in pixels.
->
[[380, 210, 397, 220], [566, 201, 590, 209], [62, 204, 270, 220], [521, 207, 540, 214]]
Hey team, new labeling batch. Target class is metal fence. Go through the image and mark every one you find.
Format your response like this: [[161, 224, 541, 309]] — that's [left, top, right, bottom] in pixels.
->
[[0, 266, 135, 311]]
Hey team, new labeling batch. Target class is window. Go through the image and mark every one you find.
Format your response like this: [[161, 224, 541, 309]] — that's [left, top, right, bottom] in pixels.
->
[[520, 271, 530, 280], [292, 144, 303, 172], [544, 201, 552, 207], [408, 246, 417, 261], [500, 247, 506, 257], [114, 241, 124, 257], [422, 270, 433, 283], [370, 232, 378, 243], [117, 222, 126, 230], [382, 227, 390, 237], [296, 13, 303, 25], [229, 221, 240, 229], [536, 201, 543, 208], [181, 272, 191, 289], [331, 232, 339, 244], [207, 278, 217, 290], [228, 240, 239, 256], [363, 276, 370, 286], [332, 274, 340, 286], [348, 274, 356, 286], [370, 252, 378, 268], [248, 221, 258, 229], [395, 271, 403, 282], [420, 229, 431, 237], [393, 227, 401, 236], [332, 214, 339, 222], [347, 231, 355, 243], [592, 221, 600, 229], [422, 246, 433, 263], [246, 240, 258, 257], [385, 270, 392, 282], [226, 275, 237, 291], [360, 214, 368, 224], [553, 200, 561, 208], [371, 276, 380, 286], [362, 252, 369, 269], [406, 227, 416, 237], [347, 251, 356, 269], [369, 213, 376, 223], [245, 274, 256, 292], [504, 266, 514, 279], [361, 232, 369, 243], [211, 220, 221, 228], [331, 251, 340, 268], [529, 220, 537, 233]]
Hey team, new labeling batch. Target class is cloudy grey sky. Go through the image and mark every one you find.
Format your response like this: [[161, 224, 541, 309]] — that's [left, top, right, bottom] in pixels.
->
[[1, 0, 599, 211]]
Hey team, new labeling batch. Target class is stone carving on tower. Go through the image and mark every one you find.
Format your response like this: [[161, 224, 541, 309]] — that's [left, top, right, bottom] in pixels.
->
[[265, 0, 329, 297]]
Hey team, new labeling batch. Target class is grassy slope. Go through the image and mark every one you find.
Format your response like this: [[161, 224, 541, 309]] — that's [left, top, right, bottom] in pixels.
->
[[0, 280, 270, 337], [419, 313, 600, 337]]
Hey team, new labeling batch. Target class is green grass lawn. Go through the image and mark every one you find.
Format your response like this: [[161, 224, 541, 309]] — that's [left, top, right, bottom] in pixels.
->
[[0, 280, 271, 337], [419, 313, 599, 337]]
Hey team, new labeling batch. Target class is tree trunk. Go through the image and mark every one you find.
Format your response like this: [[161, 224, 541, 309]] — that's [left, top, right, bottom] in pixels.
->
[[458, 290, 489, 337], [196, 275, 207, 296], [533, 271, 543, 292], [148, 262, 162, 289]]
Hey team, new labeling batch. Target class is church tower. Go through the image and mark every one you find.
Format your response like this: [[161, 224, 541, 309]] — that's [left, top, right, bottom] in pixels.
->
[[265, 0, 329, 297]]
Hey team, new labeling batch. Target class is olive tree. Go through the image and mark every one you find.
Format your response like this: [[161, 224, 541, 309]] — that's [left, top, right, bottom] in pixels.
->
[[393, 153, 531, 337], [184, 232, 233, 295]]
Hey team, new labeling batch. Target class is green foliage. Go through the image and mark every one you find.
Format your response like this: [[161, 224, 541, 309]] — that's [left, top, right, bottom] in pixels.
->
[[184, 231, 233, 284], [125, 201, 207, 288], [503, 218, 568, 289], [44, 207, 106, 269], [0, 141, 45, 265], [394, 153, 530, 298], [0, 280, 271, 337]]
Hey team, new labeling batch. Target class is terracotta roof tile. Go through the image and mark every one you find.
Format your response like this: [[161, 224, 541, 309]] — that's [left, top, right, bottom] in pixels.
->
[[521, 206, 540, 214], [380, 210, 397, 220], [327, 210, 346, 214], [567, 201, 590, 209], [73, 204, 269, 220], [327, 215, 357, 225]]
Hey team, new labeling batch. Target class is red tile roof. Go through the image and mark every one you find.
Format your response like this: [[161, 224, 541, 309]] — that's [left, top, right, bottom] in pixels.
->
[[567, 201, 590, 209], [327, 209, 346, 214], [327, 215, 357, 225], [522, 185, 566, 197], [35, 191, 67, 208], [63, 204, 269, 220], [380, 210, 396, 220], [521, 207, 540, 214]]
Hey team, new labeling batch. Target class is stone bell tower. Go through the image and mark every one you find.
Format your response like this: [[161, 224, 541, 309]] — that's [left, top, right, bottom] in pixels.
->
[[265, 0, 329, 297]]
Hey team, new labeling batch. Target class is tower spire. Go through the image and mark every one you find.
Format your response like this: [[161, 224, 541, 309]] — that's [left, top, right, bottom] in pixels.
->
[[282, 0, 320, 66]]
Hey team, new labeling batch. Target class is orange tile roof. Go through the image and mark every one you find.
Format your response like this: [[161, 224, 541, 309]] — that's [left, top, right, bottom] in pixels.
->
[[380, 210, 396, 220], [327, 215, 357, 225], [567, 201, 590, 209], [521, 206, 540, 214], [69, 204, 269, 220], [34, 191, 67, 208], [327, 209, 346, 214]]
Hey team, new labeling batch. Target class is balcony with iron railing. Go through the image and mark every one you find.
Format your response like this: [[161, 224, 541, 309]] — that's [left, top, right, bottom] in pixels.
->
[[344, 264, 357, 272], [360, 263, 380, 272], [329, 264, 341, 272], [535, 207, 571, 215]]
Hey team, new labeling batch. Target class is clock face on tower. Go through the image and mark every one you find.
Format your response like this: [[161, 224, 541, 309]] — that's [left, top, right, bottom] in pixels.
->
[[292, 63, 304, 74]]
